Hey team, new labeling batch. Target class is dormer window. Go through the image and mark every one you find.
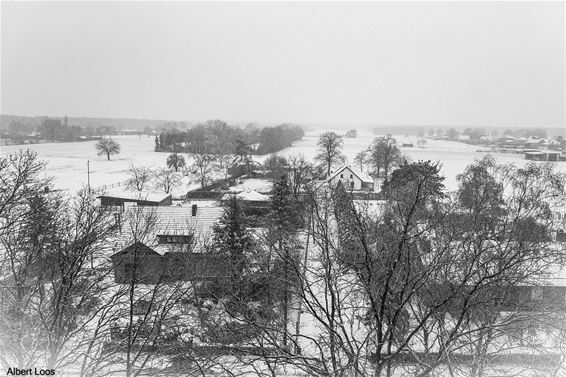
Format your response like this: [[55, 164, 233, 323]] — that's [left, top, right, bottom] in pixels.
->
[[531, 287, 543, 300], [157, 235, 193, 244]]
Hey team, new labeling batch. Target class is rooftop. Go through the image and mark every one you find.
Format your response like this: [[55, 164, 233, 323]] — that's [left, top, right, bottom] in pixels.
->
[[111, 205, 224, 254], [328, 165, 374, 183], [100, 188, 171, 203], [222, 190, 271, 202]]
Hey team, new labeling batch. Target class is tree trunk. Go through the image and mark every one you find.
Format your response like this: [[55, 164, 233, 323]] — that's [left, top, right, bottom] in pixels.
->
[[282, 239, 288, 348]]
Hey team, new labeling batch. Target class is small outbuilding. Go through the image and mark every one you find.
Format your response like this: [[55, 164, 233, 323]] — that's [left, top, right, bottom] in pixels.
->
[[99, 189, 172, 208], [525, 151, 561, 162]]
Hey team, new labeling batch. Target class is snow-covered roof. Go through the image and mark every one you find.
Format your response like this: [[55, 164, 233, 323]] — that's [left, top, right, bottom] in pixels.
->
[[222, 190, 270, 202], [537, 264, 566, 287], [328, 165, 373, 184], [119, 206, 223, 237], [228, 178, 273, 194], [110, 205, 225, 256], [101, 188, 170, 203]]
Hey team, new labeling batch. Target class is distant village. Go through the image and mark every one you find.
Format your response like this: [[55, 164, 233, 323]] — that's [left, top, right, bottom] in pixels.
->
[[449, 133, 565, 161]]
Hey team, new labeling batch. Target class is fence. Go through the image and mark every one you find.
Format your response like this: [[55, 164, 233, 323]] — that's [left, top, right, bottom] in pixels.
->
[[95, 180, 129, 192]]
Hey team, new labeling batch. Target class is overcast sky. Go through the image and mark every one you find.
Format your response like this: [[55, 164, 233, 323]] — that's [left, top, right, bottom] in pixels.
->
[[1, 1, 564, 127]]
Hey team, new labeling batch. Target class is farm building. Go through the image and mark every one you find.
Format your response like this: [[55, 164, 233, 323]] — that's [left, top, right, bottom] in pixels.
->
[[525, 151, 561, 161], [111, 205, 226, 283], [111, 241, 228, 284], [492, 264, 566, 312], [111, 241, 165, 284], [113, 205, 223, 250], [328, 165, 375, 192]]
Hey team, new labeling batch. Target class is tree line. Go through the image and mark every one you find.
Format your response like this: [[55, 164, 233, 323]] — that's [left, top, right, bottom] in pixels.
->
[[154, 120, 304, 155], [2, 116, 118, 143]]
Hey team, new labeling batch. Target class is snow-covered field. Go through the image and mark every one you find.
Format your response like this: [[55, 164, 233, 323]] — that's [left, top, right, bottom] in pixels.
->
[[1, 135, 164, 192], [2, 129, 564, 194], [276, 129, 566, 191]]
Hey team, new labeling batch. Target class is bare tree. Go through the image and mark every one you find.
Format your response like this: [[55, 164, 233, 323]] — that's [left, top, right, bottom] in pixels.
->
[[218, 158, 565, 377], [191, 154, 217, 189], [166, 153, 185, 172], [152, 168, 181, 194], [234, 139, 255, 175], [95, 139, 121, 160], [287, 154, 316, 199], [315, 131, 345, 176], [368, 136, 402, 180], [263, 154, 288, 180], [215, 153, 233, 179], [0, 150, 51, 237], [354, 150, 369, 172], [0, 187, 116, 371], [126, 165, 152, 191]]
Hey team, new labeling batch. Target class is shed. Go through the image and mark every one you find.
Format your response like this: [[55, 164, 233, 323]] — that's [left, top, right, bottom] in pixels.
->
[[99, 189, 172, 208]]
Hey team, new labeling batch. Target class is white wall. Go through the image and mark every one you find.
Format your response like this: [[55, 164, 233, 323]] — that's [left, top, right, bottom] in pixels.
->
[[330, 167, 362, 190]]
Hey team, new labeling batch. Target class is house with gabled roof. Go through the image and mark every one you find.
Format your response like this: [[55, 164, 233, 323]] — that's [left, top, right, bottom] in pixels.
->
[[111, 241, 165, 284], [328, 165, 375, 192], [110, 204, 226, 283]]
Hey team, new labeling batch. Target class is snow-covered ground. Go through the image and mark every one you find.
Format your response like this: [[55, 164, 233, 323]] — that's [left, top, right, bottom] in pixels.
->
[[228, 178, 273, 194], [274, 129, 566, 191], [0, 135, 201, 197], [1, 135, 162, 190], [2, 129, 564, 194]]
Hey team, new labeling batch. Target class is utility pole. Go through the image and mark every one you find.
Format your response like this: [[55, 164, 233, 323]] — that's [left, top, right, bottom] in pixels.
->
[[87, 160, 91, 192]]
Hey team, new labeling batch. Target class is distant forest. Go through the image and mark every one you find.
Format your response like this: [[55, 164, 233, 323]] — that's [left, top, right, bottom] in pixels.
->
[[155, 120, 304, 155], [1, 114, 165, 132], [0, 115, 166, 143]]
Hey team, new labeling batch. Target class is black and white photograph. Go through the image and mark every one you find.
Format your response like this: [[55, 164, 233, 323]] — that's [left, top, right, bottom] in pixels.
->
[[1, 1, 565, 376]]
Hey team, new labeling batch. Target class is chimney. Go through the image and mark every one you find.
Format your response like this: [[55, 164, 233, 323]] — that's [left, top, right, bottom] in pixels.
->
[[191, 204, 198, 217], [113, 213, 122, 233]]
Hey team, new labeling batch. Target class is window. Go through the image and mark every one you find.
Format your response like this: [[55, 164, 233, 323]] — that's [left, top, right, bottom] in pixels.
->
[[340, 174, 343, 178], [124, 262, 134, 277], [350, 182, 354, 189], [133, 299, 151, 315], [158, 235, 193, 244], [350, 174, 353, 179], [531, 287, 543, 300]]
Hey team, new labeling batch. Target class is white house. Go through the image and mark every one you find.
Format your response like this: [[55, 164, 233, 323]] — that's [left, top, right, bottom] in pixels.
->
[[328, 165, 375, 192]]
